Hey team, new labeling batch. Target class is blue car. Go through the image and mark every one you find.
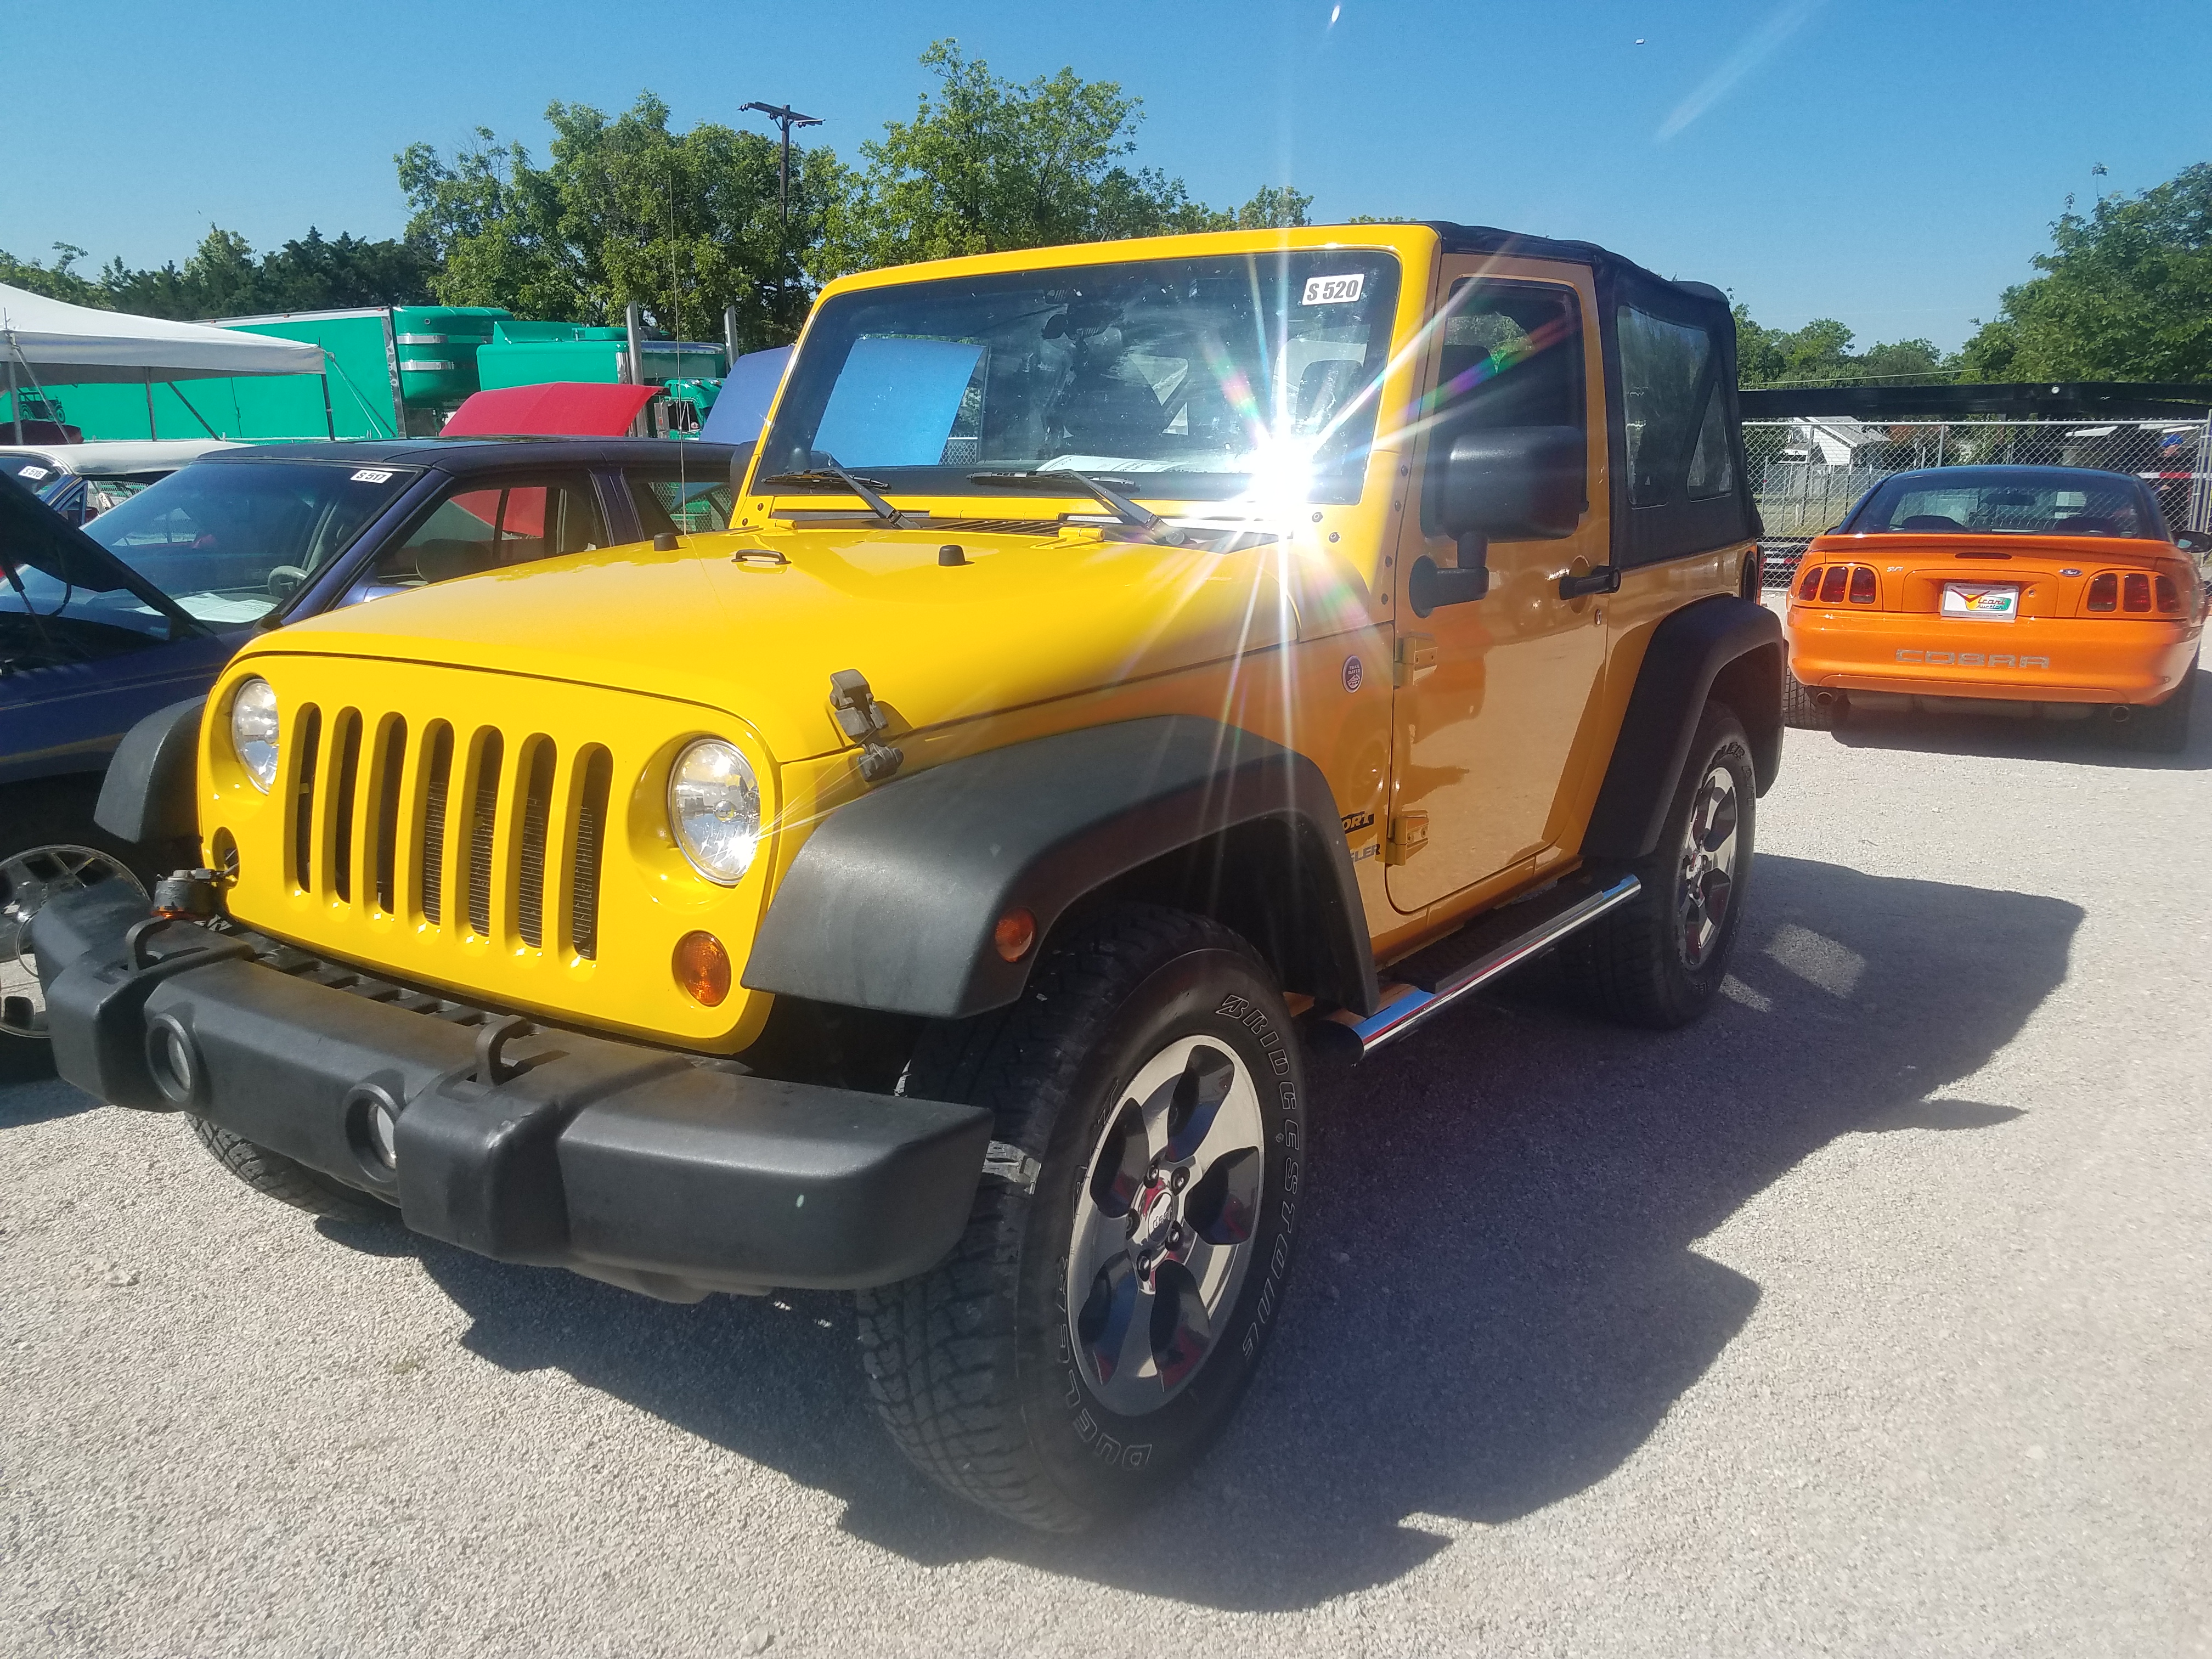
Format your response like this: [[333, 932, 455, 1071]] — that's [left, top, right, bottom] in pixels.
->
[[0, 437, 740, 1065]]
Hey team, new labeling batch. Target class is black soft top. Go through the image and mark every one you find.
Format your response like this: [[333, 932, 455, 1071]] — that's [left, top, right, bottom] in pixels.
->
[[1419, 222, 1730, 309]]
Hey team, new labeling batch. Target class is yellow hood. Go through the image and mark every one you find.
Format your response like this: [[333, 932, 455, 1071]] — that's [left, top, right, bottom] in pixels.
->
[[254, 524, 1335, 760]]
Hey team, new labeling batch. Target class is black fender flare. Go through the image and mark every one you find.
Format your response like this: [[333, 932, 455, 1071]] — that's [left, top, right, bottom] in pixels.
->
[[1583, 595, 1782, 863], [94, 696, 205, 847], [742, 716, 1379, 1020]]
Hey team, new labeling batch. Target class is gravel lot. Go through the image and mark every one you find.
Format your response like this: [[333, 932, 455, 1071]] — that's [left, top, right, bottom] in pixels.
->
[[4, 681, 2208, 1658]]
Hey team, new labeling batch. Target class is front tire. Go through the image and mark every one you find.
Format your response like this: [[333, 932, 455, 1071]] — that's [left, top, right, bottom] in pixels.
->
[[188, 1118, 397, 1223], [856, 903, 1307, 1531], [1564, 701, 1756, 1030]]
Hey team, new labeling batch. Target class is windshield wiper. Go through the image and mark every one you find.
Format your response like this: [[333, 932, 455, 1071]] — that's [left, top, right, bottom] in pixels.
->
[[758, 460, 918, 527], [968, 470, 1188, 546]]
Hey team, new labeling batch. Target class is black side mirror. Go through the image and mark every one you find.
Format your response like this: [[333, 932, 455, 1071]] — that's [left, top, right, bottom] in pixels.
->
[[1413, 426, 1585, 614], [2175, 528, 2210, 558]]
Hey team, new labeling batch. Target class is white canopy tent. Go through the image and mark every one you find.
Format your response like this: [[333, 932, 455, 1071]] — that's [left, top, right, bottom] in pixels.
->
[[0, 281, 326, 441]]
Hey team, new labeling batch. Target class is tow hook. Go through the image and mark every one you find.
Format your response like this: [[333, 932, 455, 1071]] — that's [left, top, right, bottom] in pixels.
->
[[151, 868, 224, 921]]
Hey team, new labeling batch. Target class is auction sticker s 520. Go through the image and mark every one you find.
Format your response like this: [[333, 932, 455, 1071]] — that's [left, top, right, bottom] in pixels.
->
[[1302, 274, 1365, 305]]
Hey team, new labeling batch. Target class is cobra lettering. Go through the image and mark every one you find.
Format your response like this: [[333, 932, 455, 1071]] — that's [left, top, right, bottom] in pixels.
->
[[1896, 648, 2049, 669]]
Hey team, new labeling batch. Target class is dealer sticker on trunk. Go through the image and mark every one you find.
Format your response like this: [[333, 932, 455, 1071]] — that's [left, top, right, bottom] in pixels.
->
[[1940, 582, 2019, 622]]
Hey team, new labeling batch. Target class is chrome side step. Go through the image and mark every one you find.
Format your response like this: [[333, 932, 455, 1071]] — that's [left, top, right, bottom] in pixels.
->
[[1314, 873, 1642, 1060]]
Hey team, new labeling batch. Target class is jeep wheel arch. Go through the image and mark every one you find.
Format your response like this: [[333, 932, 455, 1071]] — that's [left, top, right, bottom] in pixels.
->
[[742, 716, 1380, 1020], [1582, 594, 1782, 864]]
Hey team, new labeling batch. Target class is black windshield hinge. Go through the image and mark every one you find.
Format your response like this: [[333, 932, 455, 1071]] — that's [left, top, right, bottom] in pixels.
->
[[829, 669, 905, 783]]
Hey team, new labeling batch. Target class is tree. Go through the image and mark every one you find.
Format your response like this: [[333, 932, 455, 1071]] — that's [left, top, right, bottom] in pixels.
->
[[399, 94, 834, 348], [1733, 303, 1948, 387], [815, 41, 1218, 275], [1232, 186, 1314, 229], [1957, 162, 2212, 382], [4, 229, 431, 318]]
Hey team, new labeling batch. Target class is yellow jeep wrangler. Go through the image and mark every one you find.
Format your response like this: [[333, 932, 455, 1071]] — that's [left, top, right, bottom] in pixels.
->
[[38, 222, 1780, 1530]]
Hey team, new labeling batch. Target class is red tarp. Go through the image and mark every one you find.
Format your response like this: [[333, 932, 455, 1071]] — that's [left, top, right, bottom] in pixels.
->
[[441, 381, 657, 438]]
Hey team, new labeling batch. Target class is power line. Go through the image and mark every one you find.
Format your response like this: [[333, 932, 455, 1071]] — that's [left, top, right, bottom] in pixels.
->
[[741, 102, 823, 225]]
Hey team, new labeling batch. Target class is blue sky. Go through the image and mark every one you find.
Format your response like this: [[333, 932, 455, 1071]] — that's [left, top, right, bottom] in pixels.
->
[[9, 0, 2207, 351]]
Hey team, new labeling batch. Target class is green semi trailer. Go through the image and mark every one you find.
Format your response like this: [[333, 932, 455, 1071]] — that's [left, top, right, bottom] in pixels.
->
[[7, 307, 729, 441]]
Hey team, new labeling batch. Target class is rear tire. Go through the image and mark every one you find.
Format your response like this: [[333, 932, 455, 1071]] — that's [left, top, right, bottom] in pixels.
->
[[1564, 701, 1756, 1030], [1781, 672, 1841, 731], [855, 902, 1307, 1531], [188, 1118, 396, 1223], [2116, 657, 2195, 754]]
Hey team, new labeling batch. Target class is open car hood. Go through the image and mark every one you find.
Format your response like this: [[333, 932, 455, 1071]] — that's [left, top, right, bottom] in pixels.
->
[[0, 467, 205, 635]]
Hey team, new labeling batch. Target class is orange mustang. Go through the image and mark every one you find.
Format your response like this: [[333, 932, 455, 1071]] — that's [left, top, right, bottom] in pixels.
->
[[1784, 464, 2207, 751]]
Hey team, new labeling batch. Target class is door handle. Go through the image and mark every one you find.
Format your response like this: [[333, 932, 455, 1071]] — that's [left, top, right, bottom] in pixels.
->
[[1558, 566, 1621, 600]]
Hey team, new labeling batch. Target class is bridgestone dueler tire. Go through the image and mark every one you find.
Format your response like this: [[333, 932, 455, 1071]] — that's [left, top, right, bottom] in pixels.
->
[[188, 1116, 396, 1224], [1781, 671, 1838, 731], [855, 903, 1307, 1532], [1563, 701, 1757, 1030]]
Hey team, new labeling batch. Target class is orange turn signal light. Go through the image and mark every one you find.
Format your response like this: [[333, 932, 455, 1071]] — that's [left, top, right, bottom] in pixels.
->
[[993, 907, 1037, 962], [673, 930, 732, 1006]]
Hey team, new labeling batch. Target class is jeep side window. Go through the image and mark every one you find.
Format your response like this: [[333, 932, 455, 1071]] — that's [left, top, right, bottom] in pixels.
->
[[1418, 280, 1584, 536]]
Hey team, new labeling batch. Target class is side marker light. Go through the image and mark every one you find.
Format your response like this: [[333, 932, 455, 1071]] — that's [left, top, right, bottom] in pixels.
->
[[993, 908, 1037, 962], [674, 931, 732, 1006]]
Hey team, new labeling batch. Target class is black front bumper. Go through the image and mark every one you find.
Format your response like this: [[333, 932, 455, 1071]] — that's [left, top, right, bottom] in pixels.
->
[[32, 886, 992, 1297]]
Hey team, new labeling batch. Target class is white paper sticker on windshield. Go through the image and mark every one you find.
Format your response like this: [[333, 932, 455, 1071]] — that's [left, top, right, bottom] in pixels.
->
[[1302, 274, 1365, 306], [351, 468, 394, 483], [19, 465, 49, 479]]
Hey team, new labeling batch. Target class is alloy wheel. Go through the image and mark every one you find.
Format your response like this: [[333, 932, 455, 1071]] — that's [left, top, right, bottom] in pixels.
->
[[1676, 765, 1741, 970], [0, 845, 146, 1039], [1065, 1035, 1267, 1417]]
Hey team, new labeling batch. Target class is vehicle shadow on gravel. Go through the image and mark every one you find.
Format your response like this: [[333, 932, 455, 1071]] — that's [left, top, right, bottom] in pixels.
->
[[1825, 665, 2210, 771], [375, 851, 2080, 1613]]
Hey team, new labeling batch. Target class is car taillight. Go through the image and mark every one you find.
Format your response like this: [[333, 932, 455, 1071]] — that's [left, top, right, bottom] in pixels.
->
[[2086, 573, 2117, 612], [2154, 575, 2180, 613], [1848, 565, 1876, 604], [1819, 566, 1848, 604], [2124, 573, 2151, 612], [1797, 565, 1822, 600]]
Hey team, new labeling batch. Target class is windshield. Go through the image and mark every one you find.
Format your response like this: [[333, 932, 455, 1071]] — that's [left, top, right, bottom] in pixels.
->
[[0, 461, 415, 646], [0, 453, 61, 487], [1846, 469, 2161, 538], [758, 249, 1402, 505]]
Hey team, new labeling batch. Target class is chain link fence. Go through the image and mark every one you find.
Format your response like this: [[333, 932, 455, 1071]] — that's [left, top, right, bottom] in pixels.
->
[[1745, 415, 2212, 585]]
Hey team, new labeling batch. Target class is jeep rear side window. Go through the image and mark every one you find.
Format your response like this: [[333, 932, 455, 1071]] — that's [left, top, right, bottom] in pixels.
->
[[1619, 306, 1722, 509]]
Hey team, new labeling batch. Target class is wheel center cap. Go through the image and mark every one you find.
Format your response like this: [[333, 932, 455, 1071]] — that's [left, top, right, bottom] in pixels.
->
[[1132, 1179, 1177, 1255]]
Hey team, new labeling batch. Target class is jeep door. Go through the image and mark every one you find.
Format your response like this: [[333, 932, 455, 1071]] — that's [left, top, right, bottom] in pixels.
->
[[1386, 263, 1611, 913]]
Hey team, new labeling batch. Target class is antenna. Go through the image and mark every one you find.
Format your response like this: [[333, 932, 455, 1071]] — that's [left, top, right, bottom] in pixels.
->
[[741, 102, 824, 224]]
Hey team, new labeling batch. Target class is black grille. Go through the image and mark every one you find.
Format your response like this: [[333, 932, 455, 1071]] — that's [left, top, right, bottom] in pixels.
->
[[291, 707, 322, 893], [420, 724, 451, 926], [571, 748, 611, 961], [516, 741, 555, 950], [329, 712, 362, 905], [373, 718, 407, 916], [465, 732, 503, 939]]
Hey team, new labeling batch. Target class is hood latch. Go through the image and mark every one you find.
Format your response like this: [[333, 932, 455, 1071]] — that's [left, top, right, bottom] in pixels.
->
[[829, 670, 905, 783]]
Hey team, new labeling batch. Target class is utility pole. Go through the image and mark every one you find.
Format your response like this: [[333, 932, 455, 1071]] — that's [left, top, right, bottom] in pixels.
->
[[741, 102, 823, 224]]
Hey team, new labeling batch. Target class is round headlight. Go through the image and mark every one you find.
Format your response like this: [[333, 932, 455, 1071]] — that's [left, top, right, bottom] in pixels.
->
[[229, 677, 280, 792], [667, 739, 760, 884]]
